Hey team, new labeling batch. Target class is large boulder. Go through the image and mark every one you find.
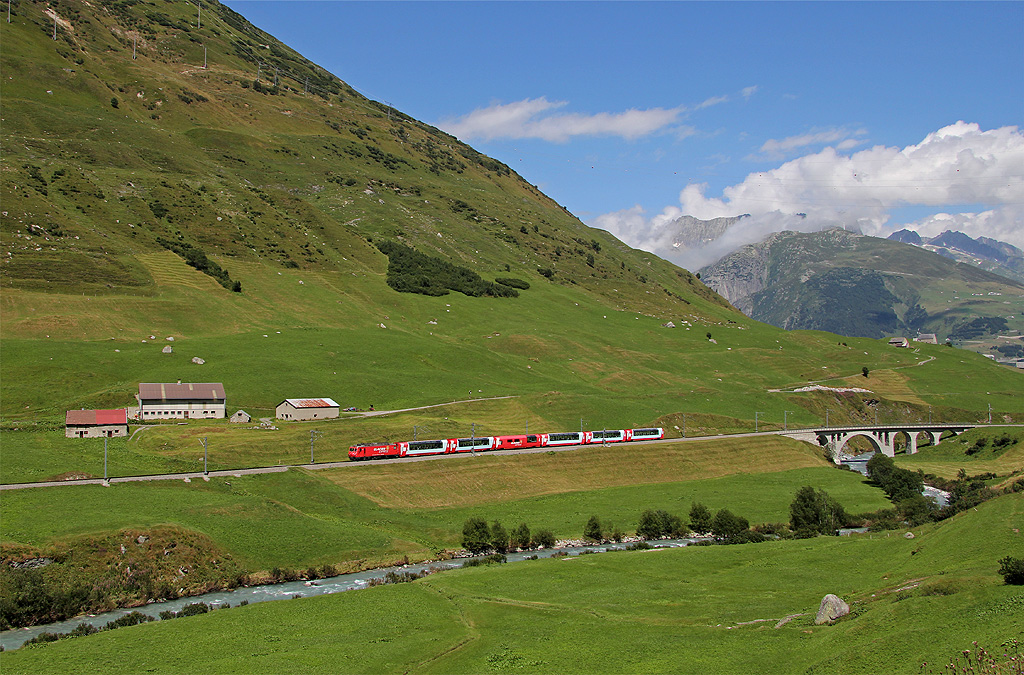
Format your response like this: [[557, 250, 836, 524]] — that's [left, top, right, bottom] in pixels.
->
[[815, 594, 850, 624]]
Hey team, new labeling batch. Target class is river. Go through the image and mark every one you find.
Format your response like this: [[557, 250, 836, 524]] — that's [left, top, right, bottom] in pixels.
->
[[1, 539, 698, 651]]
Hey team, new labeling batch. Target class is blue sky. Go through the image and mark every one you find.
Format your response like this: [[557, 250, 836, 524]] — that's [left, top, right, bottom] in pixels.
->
[[223, 1, 1024, 268]]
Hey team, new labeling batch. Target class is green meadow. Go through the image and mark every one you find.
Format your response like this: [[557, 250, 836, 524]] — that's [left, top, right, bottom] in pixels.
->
[[2, 494, 1020, 674], [1, 439, 893, 570]]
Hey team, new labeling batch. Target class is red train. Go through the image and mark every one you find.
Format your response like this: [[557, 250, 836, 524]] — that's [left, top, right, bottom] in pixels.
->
[[348, 427, 665, 461]]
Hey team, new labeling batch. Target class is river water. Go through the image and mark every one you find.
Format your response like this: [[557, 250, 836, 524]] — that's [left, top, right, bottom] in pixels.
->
[[1, 539, 698, 651]]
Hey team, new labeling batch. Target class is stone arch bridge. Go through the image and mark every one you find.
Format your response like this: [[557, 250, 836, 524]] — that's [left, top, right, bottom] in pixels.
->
[[781, 424, 979, 463]]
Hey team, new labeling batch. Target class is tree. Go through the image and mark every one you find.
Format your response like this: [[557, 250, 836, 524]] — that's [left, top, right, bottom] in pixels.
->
[[490, 521, 509, 553], [689, 502, 712, 534], [896, 494, 938, 527], [636, 510, 661, 540], [862, 366, 870, 378], [711, 509, 749, 540], [533, 529, 556, 548], [998, 556, 1024, 585], [789, 486, 848, 535], [583, 515, 603, 542], [509, 523, 531, 551], [462, 517, 491, 554]]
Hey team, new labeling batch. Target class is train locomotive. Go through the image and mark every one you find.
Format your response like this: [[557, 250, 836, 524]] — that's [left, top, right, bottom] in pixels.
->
[[348, 427, 665, 461]]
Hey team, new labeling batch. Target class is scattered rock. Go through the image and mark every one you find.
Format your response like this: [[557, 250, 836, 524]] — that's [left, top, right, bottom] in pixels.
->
[[814, 594, 850, 624], [10, 558, 53, 570], [191, 357, 205, 365], [162, 345, 173, 354], [136, 535, 149, 545], [904, 532, 915, 539], [166, 336, 174, 342], [663, 321, 675, 328]]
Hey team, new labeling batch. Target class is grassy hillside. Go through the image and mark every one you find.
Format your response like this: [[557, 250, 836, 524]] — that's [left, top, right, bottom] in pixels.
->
[[2, 493, 1020, 673]]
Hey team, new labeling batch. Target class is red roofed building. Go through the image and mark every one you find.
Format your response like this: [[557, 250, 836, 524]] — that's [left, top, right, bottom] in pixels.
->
[[275, 398, 340, 421], [136, 382, 226, 420], [65, 409, 129, 438]]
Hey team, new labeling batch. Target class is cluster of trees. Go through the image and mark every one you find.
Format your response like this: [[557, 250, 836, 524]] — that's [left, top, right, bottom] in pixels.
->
[[462, 518, 554, 555], [859, 454, 1011, 529], [866, 453, 924, 502], [156, 237, 242, 292], [377, 241, 519, 298], [789, 486, 853, 536]]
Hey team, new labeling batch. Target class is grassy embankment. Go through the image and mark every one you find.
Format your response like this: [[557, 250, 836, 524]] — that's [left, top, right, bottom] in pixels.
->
[[2, 493, 1020, 674]]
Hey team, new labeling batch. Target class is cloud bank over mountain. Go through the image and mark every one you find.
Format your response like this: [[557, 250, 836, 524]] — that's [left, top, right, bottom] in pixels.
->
[[593, 122, 1024, 270]]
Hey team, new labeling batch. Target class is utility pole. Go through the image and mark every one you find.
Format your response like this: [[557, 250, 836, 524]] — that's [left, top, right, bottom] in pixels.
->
[[104, 437, 108, 482], [603, 428, 607, 446], [256, 62, 261, 82], [8, 0, 12, 24], [133, 35, 137, 60], [825, 409, 831, 427], [682, 413, 686, 439], [413, 425, 419, 441], [197, 0, 201, 29], [928, 406, 932, 424], [755, 412, 763, 433], [203, 44, 207, 69], [274, 67, 279, 88], [784, 410, 793, 432], [53, 11, 56, 40], [471, 422, 475, 456], [310, 430, 322, 464], [988, 403, 992, 424], [525, 420, 528, 435], [200, 437, 208, 475]]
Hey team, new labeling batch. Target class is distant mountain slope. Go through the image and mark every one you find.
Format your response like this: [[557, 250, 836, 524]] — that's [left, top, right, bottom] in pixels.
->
[[698, 229, 1024, 340], [0, 0, 729, 332], [889, 230, 1024, 283]]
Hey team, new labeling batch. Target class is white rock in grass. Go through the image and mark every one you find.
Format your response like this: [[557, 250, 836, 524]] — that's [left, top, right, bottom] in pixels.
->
[[814, 594, 850, 624]]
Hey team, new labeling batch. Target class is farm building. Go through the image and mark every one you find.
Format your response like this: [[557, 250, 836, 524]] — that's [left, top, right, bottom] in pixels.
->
[[136, 382, 226, 420], [887, 337, 909, 348], [65, 409, 128, 438], [230, 410, 251, 424], [276, 398, 340, 421], [914, 333, 938, 344]]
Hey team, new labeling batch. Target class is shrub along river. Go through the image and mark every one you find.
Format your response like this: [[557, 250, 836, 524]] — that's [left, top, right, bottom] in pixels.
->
[[1, 539, 699, 650]]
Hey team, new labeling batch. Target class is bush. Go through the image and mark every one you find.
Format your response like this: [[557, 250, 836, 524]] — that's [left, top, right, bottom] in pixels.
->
[[583, 515, 603, 542], [178, 603, 210, 617], [105, 611, 154, 630], [377, 241, 518, 298], [494, 277, 530, 290], [998, 556, 1024, 585]]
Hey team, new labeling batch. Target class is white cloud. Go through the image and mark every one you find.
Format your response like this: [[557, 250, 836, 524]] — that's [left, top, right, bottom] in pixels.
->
[[741, 86, 758, 100], [697, 95, 729, 110], [592, 122, 1024, 269], [439, 97, 686, 143], [755, 127, 868, 159]]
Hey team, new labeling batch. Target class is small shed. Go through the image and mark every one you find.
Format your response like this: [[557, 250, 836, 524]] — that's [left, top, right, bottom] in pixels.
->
[[914, 334, 938, 344], [887, 337, 909, 348], [230, 410, 251, 424], [66, 409, 129, 439], [276, 398, 340, 421]]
